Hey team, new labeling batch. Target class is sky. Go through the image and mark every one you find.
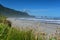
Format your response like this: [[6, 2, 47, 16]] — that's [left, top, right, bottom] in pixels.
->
[[0, 0, 60, 17]]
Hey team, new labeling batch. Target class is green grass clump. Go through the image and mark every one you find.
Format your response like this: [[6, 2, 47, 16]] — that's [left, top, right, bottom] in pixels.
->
[[0, 22, 35, 40], [6, 27, 35, 40], [0, 23, 10, 40]]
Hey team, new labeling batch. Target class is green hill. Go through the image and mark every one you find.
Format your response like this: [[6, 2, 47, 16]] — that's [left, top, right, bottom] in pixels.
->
[[0, 4, 35, 18]]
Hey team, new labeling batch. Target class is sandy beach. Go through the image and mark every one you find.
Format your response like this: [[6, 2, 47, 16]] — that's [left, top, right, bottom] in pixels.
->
[[7, 18, 60, 35]]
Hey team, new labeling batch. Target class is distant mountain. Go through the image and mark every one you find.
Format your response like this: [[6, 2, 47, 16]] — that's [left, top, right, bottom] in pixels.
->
[[0, 4, 35, 18]]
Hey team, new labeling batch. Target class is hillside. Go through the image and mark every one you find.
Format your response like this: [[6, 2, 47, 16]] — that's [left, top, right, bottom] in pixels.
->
[[0, 4, 35, 18]]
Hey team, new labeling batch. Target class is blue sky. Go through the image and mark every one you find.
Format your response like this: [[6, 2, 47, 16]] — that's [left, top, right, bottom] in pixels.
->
[[0, 0, 60, 17]]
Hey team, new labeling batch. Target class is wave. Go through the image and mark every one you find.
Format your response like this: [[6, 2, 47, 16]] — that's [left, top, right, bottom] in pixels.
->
[[7, 18, 60, 24]]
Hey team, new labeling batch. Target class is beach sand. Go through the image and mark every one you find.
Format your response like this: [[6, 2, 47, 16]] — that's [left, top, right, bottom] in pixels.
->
[[7, 18, 60, 35]]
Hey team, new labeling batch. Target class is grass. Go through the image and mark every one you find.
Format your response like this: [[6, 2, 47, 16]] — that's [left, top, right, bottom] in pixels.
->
[[0, 23, 59, 40], [0, 23, 35, 40]]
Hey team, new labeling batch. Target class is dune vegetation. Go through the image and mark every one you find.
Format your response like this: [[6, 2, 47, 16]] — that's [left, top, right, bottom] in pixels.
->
[[0, 15, 60, 40]]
